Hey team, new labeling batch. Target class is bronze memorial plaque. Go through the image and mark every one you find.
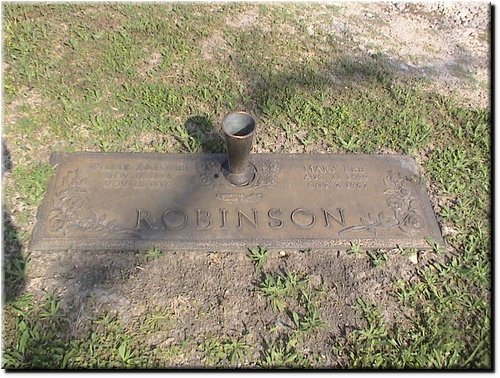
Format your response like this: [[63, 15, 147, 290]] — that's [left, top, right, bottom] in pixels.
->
[[30, 152, 444, 252]]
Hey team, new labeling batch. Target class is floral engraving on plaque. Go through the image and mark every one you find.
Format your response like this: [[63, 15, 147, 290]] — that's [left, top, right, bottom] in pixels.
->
[[339, 170, 425, 236], [252, 160, 280, 187], [48, 169, 128, 236], [196, 159, 222, 187], [197, 158, 279, 188]]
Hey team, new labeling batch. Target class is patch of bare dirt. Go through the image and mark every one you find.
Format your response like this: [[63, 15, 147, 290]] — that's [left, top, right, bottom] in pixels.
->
[[138, 51, 163, 77], [4, 86, 43, 126], [200, 31, 230, 63], [225, 6, 260, 29], [27, 247, 420, 366], [321, 2, 490, 108], [208, 3, 489, 108]]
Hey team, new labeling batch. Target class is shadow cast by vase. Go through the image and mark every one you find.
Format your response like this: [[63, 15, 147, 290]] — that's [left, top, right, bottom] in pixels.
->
[[184, 115, 225, 153]]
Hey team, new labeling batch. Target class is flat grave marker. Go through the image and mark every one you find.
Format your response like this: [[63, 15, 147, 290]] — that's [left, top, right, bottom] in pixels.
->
[[30, 152, 444, 252]]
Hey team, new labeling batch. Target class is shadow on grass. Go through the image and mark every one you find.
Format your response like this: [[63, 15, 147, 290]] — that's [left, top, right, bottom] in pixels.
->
[[236, 51, 399, 117], [184, 114, 225, 153], [3, 142, 28, 303], [3, 212, 27, 303]]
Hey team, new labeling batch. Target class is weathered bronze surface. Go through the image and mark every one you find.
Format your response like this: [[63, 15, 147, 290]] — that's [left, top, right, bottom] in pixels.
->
[[30, 152, 444, 252], [221, 111, 256, 186]]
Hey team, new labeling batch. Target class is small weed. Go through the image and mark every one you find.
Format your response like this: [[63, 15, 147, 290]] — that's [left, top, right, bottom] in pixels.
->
[[139, 308, 173, 333], [332, 298, 389, 368], [259, 271, 306, 312], [94, 312, 118, 329], [174, 124, 200, 152], [290, 303, 324, 333], [259, 270, 325, 332], [260, 336, 317, 368], [258, 269, 326, 366], [118, 342, 137, 368], [347, 241, 364, 255], [297, 129, 317, 146], [65, 311, 153, 368], [198, 337, 252, 367], [5, 256, 27, 283], [337, 134, 361, 152], [425, 237, 444, 254], [158, 342, 188, 363], [247, 246, 269, 273], [366, 251, 388, 267], [396, 246, 417, 256], [280, 122, 294, 142], [397, 246, 419, 264], [141, 246, 164, 260], [39, 292, 61, 320]]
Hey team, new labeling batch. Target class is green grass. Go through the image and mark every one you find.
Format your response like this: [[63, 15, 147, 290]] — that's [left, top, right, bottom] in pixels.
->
[[256, 269, 327, 368], [333, 257, 490, 369], [2, 3, 490, 370], [9, 163, 54, 208], [2, 293, 190, 369], [3, 293, 68, 369], [4, 249, 30, 299]]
